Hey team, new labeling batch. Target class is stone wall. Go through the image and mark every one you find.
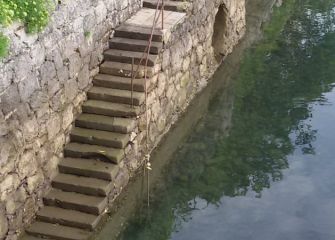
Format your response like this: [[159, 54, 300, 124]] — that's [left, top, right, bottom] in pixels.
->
[[0, 0, 246, 238], [0, 0, 141, 239], [109, 0, 246, 206]]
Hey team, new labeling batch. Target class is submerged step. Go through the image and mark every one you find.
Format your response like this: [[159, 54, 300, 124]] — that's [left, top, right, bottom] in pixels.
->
[[109, 37, 162, 54], [70, 127, 129, 149], [100, 61, 158, 78], [76, 113, 136, 134], [64, 142, 124, 164], [44, 189, 107, 215], [59, 158, 119, 181], [115, 24, 163, 42], [82, 100, 141, 118], [104, 49, 158, 67], [36, 206, 101, 230], [26, 221, 91, 240], [143, 0, 189, 12], [88, 86, 145, 106], [52, 173, 113, 197]]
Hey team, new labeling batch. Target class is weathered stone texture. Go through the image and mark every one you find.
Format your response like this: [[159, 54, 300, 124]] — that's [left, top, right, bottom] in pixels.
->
[[0, 0, 141, 238], [143, 0, 246, 148]]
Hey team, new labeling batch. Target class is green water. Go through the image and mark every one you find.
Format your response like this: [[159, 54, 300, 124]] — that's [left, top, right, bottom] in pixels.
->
[[97, 0, 335, 239]]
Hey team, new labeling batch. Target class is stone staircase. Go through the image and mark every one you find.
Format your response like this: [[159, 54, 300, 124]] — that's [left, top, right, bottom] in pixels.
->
[[22, 2, 187, 240]]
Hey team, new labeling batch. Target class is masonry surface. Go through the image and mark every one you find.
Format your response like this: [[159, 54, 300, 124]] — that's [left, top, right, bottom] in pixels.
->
[[0, 0, 245, 239]]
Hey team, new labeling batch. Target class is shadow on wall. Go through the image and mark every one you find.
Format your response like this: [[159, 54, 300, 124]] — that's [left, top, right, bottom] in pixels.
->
[[212, 4, 228, 62]]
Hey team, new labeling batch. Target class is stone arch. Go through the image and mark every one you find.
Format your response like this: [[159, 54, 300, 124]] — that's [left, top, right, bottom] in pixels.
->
[[212, 4, 229, 62]]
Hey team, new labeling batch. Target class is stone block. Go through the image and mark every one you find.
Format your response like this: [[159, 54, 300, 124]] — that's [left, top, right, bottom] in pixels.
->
[[50, 89, 66, 112], [40, 61, 57, 85], [0, 84, 20, 116], [0, 63, 14, 93], [13, 55, 33, 83], [17, 151, 37, 179], [68, 53, 82, 78], [0, 205, 8, 239], [62, 104, 74, 130], [47, 114, 61, 140], [0, 174, 20, 201], [30, 43, 46, 67], [42, 155, 60, 181], [64, 79, 79, 101], [157, 73, 166, 97], [95, 2, 107, 24], [22, 117, 39, 142], [26, 171, 44, 194], [77, 64, 90, 90]]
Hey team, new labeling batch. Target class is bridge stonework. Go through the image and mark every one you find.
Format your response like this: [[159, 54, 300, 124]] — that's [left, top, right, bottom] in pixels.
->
[[0, 0, 245, 239]]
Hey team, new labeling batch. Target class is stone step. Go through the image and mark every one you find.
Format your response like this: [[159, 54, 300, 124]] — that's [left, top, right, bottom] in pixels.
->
[[88, 86, 145, 106], [109, 37, 163, 54], [36, 206, 101, 230], [76, 113, 136, 134], [100, 61, 158, 78], [21, 235, 45, 240], [104, 49, 158, 67], [44, 189, 107, 215], [70, 127, 129, 149], [52, 173, 113, 197], [115, 24, 163, 42], [64, 142, 124, 164], [26, 221, 91, 240], [143, 0, 189, 12], [93, 74, 146, 92], [58, 158, 119, 181], [82, 100, 141, 118]]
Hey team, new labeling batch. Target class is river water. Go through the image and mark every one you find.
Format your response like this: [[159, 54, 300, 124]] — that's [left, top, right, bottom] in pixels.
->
[[96, 0, 335, 239]]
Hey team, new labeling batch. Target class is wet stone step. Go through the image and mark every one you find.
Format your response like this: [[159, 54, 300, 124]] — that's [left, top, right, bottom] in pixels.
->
[[70, 127, 129, 149], [26, 221, 91, 240], [100, 61, 158, 78], [21, 235, 45, 240], [36, 206, 101, 230], [82, 100, 141, 118], [44, 189, 107, 215], [104, 49, 158, 67], [114, 24, 163, 42], [143, 0, 189, 12], [64, 142, 124, 164], [88, 86, 145, 106], [109, 37, 163, 54], [75, 113, 136, 134], [58, 158, 119, 181], [52, 173, 113, 197], [93, 74, 148, 92]]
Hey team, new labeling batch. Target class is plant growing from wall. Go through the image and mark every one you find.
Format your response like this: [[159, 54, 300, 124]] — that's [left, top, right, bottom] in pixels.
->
[[0, 0, 54, 58], [0, 32, 9, 57]]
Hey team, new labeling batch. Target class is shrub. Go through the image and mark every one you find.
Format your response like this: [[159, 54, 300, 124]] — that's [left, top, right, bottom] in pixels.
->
[[0, 0, 53, 32], [0, 32, 9, 57], [0, 0, 54, 58]]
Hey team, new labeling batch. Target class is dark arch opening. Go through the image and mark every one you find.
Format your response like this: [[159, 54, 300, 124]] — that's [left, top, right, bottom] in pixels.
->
[[212, 5, 228, 62]]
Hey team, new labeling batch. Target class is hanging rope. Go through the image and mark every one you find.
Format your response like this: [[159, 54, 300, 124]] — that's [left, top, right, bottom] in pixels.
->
[[133, 0, 164, 207]]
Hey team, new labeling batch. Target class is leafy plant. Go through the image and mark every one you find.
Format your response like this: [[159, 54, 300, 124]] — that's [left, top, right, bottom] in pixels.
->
[[0, 0, 54, 58], [0, 0, 53, 32], [0, 32, 9, 57]]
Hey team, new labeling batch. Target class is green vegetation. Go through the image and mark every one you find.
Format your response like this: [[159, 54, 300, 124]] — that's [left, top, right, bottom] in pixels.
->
[[0, 32, 9, 57], [0, 0, 54, 58]]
